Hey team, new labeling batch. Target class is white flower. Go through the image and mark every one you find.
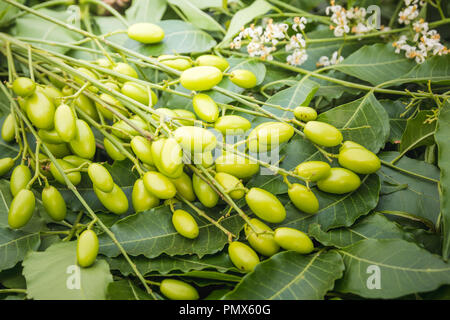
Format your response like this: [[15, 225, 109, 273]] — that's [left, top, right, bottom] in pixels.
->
[[287, 49, 308, 66], [292, 16, 307, 32], [316, 51, 343, 67]]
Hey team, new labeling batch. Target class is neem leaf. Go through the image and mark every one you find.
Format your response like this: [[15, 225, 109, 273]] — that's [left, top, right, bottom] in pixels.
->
[[107, 279, 153, 300]]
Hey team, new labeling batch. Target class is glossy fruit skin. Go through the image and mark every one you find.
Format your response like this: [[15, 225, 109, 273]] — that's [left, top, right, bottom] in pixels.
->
[[132, 178, 159, 213], [2, 113, 15, 142], [215, 172, 245, 200], [75, 94, 98, 121], [170, 172, 196, 202], [316, 167, 361, 194], [172, 109, 197, 126], [214, 115, 251, 135], [45, 142, 71, 158], [192, 93, 219, 123], [61, 86, 74, 96], [49, 159, 82, 186], [295, 161, 331, 182], [180, 66, 223, 91], [0, 158, 15, 176], [77, 230, 99, 268], [95, 93, 128, 121], [288, 184, 319, 214], [41, 85, 63, 105], [274, 227, 314, 254], [54, 104, 76, 142], [244, 218, 280, 256], [173, 126, 217, 153], [338, 145, 381, 174], [88, 163, 114, 193], [293, 106, 317, 122], [8, 189, 35, 229], [104, 138, 127, 161], [112, 62, 138, 80], [12, 77, 36, 97], [94, 183, 129, 215], [10, 165, 32, 197], [215, 153, 259, 179], [195, 55, 229, 72], [160, 138, 183, 177], [121, 81, 157, 107], [340, 140, 364, 151], [229, 69, 257, 88], [38, 129, 64, 144], [143, 171, 177, 199], [96, 58, 112, 68], [303, 121, 343, 147], [111, 120, 139, 140], [158, 55, 192, 71], [69, 120, 96, 159], [172, 209, 199, 239], [245, 188, 286, 223], [62, 155, 92, 168], [248, 122, 294, 152], [74, 68, 98, 93], [228, 241, 260, 273], [131, 136, 154, 165], [25, 91, 55, 130], [127, 22, 164, 44], [192, 173, 219, 208], [192, 151, 214, 168], [42, 186, 67, 221], [160, 279, 199, 300]]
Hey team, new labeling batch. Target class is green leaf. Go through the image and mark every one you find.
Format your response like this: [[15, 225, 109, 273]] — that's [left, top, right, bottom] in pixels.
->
[[107, 279, 153, 300], [94, 17, 129, 46], [125, 0, 167, 23], [401, 55, 450, 85], [22, 241, 113, 300], [336, 239, 450, 299], [0, 228, 40, 272], [379, 99, 411, 143], [400, 110, 436, 153], [0, 0, 25, 27], [223, 250, 344, 300]]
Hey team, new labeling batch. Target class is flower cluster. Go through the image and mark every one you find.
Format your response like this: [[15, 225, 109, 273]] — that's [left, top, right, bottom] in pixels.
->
[[316, 51, 344, 68], [398, 0, 424, 25]]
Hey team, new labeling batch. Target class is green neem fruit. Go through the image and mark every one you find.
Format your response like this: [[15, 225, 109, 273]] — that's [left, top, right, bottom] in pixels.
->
[[95, 93, 128, 121], [248, 122, 294, 152], [132, 178, 159, 213], [62, 155, 92, 167], [295, 161, 331, 182], [41, 85, 64, 105], [75, 94, 98, 121], [61, 86, 74, 96], [338, 147, 381, 174], [293, 106, 317, 122], [244, 218, 280, 257], [245, 187, 286, 223], [287, 184, 319, 214], [160, 279, 199, 300], [42, 186, 67, 221], [170, 172, 196, 202], [74, 68, 99, 93], [143, 171, 177, 199], [172, 209, 199, 239], [0, 158, 15, 176], [77, 229, 99, 268], [340, 140, 365, 151], [8, 189, 35, 229], [274, 227, 314, 254], [214, 153, 259, 179], [112, 62, 138, 80], [172, 109, 197, 126], [10, 164, 31, 197], [111, 120, 139, 140], [192, 151, 214, 168], [180, 66, 223, 91], [38, 129, 64, 144], [228, 241, 260, 273], [192, 173, 219, 208], [12, 77, 36, 97], [96, 58, 112, 68], [229, 69, 257, 89], [127, 22, 164, 44], [195, 55, 229, 72], [160, 138, 183, 177], [25, 91, 55, 130], [131, 136, 154, 165], [49, 159, 82, 186], [303, 121, 343, 147], [88, 163, 114, 193], [45, 142, 71, 158], [192, 93, 219, 123], [94, 183, 129, 215], [215, 172, 245, 200], [54, 104, 77, 142], [104, 138, 127, 161], [158, 55, 192, 71], [69, 119, 96, 159], [152, 108, 177, 122], [2, 113, 15, 142], [173, 126, 217, 153], [316, 167, 361, 194], [121, 81, 157, 107], [214, 115, 251, 135]]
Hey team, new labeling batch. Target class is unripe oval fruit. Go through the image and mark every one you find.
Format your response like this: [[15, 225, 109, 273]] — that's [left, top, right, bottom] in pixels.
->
[[214, 115, 251, 135], [288, 184, 319, 214], [127, 22, 164, 44], [132, 178, 159, 213], [88, 163, 114, 193], [303, 121, 343, 147], [195, 55, 229, 72], [173, 126, 217, 153], [45, 142, 71, 158], [244, 218, 280, 256], [111, 120, 139, 140], [274, 227, 314, 254], [62, 155, 92, 168], [112, 62, 138, 80], [42, 186, 67, 221], [160, 279, 199, 300], [2, 113, 15, 142], [192, 93, 219, 123], [54, 104, 77, 142], [215, 153, 259, 179], [95, 93, 128, 120], [170, 172, 196, 202], [49, 159, 82, 186], [192, 173, 219, 208], [143, 171, 177, 199], [25, 91, 55, 130], [340, 140, 365, 151], [61, 86, 74, 96], [316, 167, 361, 194], [338, 147, 381, 174], [248, 122, 294, 152], [172, 109, 197, 126], [180, 66, 223, 91], [74, 68, 98, 93], [192, 151, 214, 168], [104, 138, 127, 161], [75, 94, 98, 121], [293, 106, 317, 122], [0, 158, 14, 177], [8, 189, 35, 229], [69, 119, 96, 159], [228, 241, 260, 272], [172, 209, 199, 239], [12, 77, 36, 97], [121, 81, 157, 107], [215, 172, 245, 200], [77, 229, 99, 268], [229, 69, 257, 88], [10, 164, 31, 197], [94, 183, 129, 215], [295, 161, 331, 182], [153, 108, 177, 122], [160, 138, 183, 177], [41, 85, 63, 105], [131, 136, 154, 165], [38, 129, 64, 144], [245, 187, 286, 223], [158, 55, 192, 71], [96, 58, 112, 68]]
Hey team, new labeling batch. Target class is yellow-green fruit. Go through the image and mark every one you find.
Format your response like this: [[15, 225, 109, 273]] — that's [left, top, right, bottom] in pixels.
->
[[74, 67, 98, 93], [88, 163, 114, 193], [245, 187, 286, 223], [10, 164, 31, 197], [192, 93, 219, 123], [214, 115, 251, 135], [229, 69, 257, 88], [2, 113, 15, 142], [143, 171, 177, 199], [42, 186, 67, 221], [215, 153, 259, 179], [340, 140, 365, 151], [192, 173, 219, 208], [248, 122, 294, 152], [288, 184, 319, 214], [132, 178, 159, 213], [96, 58, 112, 68], [61, 86, 74, 96], [63, 155, 92, 168], [127, 22, 164, 44], [244, 218, 280, 257], [303, 121, 343, 147], [94, 183, 129, 215], [95, 93, 128, 121], [54, 104, 77, 142], [25, 91, 55, 129], [338, 145, 381, 174], [8, 189, 35, 229], [45, 142, 71, 158], [0, 158, 14, 176], [228, 241, 260, 272], [172, 109, 197, 125], [75, 94, 98, 121], [215, 172, 245, 200], [49, 159, 82, 186], [180, 66, 223, 91], [131, 136, 154, 165], [295, 161, 331, 182], [38, 129, 64, 144], [172, 209, 199, 239], [160, 138, 183, 177], [160, 279, 199, 300], [152, 108, 177, 122], [112, 62, 138, 80], [170, 172, 196, 202], [293, 106, 317, 122], [12, 77, 36, 97], [111, 120, 139, 140], [158, 55, 192, 71], [192, 151, 214, 168], [173, 126, 217, 153], [69, 119, 96, 159], [121, 81, 157, 107], [274, 227, 314, 254], [77, 229, 99, 268], [195, 55, 229, 72], [316, 167, 361, 194], [41, 85, 64, 105], [104, 138, 127, 161]]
